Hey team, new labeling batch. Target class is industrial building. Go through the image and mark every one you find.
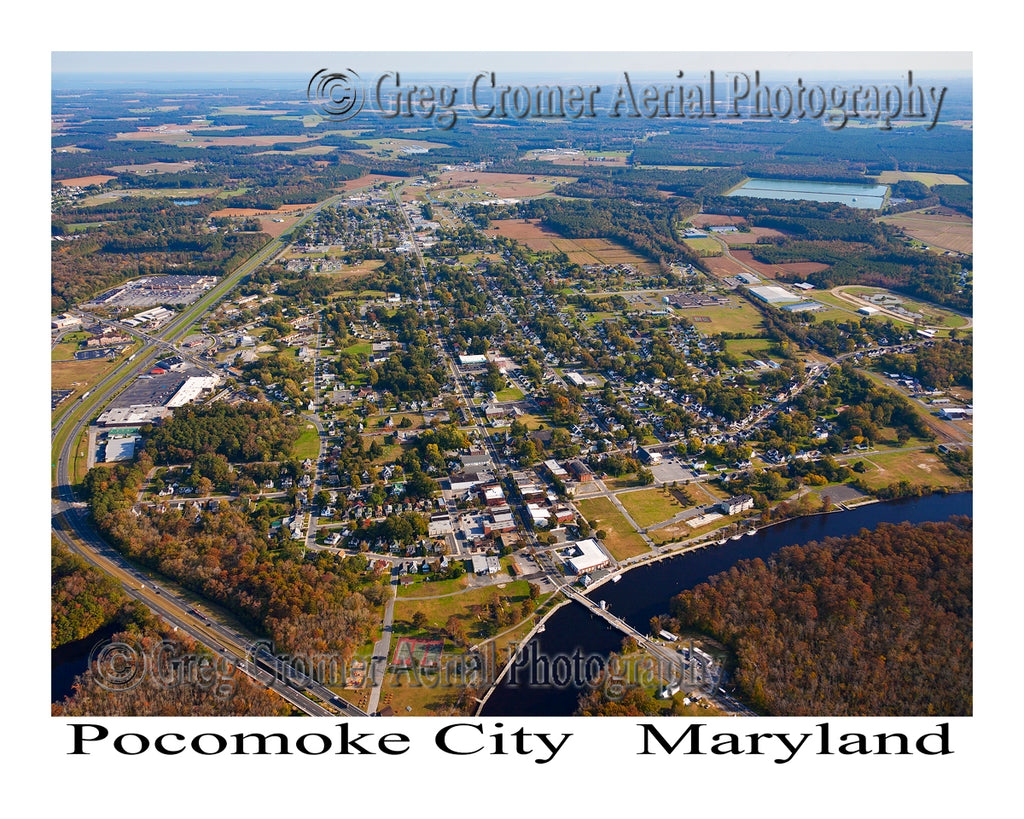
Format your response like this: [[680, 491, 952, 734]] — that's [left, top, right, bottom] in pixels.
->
[[749, 285, 800, 305]]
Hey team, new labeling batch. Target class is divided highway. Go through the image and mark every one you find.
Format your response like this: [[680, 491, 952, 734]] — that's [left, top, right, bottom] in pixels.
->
[[52, 196, 368, 716]]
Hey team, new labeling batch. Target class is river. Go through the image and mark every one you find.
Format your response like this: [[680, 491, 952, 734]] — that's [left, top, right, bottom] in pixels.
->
[[481, 491, 972, 716]]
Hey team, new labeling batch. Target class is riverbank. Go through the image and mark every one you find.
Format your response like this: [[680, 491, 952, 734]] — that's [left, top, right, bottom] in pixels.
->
[[473, 596, 571, 716], [583, 496, 881, 596], [480, 490, 971, 716]]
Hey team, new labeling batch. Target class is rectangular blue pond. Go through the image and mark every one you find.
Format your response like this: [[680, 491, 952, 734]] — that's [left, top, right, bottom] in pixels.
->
[[728, 178, 888, 209]]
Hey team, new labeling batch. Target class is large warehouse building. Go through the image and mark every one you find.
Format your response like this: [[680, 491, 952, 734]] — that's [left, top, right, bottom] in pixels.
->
[[749, 285, 800, 305]]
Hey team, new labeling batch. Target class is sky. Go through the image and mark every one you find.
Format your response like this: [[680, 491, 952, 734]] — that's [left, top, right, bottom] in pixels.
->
[[52, 51, 972, 78]]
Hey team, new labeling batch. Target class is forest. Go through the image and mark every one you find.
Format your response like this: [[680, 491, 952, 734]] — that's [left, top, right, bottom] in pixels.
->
[[52, 627, 290, 716], [142, 402, 303, 465], [669, 517, 972, 716], [51, 538, 152, 648], [82, 453, 391, 659]]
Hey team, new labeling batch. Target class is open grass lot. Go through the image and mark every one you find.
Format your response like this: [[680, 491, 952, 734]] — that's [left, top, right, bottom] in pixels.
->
[[687, 301, 766, 335], [393, 580, 530, 635], [874, 171, 969, 187], [51, 342, 80, 361], [852, 450, 966, 491], [341, 340, 372, 357], [375, 658, 461, 716], [724, 337, 779, 358], [71, 430, 92, 484], [617, 487, 688, 529], [291, 424, 320, 460], [397, 575, 469, 598], [876, 211, 972, 254], [808, 289, 874, 318], [683, 237, 724, 255], [367, 412, 424, 430], [51, 357, 118, 397], [574, 496, 649, 560], [495, 386, 524, 401]]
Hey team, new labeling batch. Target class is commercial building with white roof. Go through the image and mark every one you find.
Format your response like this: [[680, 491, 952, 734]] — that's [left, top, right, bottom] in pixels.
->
[[566, 539, 611, 575]]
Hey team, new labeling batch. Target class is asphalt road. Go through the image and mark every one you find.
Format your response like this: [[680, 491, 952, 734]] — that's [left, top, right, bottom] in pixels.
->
[[51, 196, 369, 717]]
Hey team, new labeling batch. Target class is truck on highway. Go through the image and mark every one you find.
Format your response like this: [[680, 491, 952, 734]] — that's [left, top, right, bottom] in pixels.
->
[[81, 391, 91, 400]]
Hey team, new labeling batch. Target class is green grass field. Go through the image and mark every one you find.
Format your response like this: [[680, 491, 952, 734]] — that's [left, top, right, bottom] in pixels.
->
[[574, 496, 649, 560], [723, 338, 776, 358], [291, 424, 320, 460], [393, 580, 530, 634], [495, 386, 524, 402], [616, 487, 688, 529], [852, 450, 966, 491], [691, 302, 766, 335], [683, 237, 724, 255], [397, 575, 469, 598]]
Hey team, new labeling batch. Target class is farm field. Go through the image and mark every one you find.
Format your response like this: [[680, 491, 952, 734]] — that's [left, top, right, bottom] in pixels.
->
[[352, 137, 451, 156], [877, 210, 973, 254], [106, 160, 197, 174], [335, 173, 406, 192], [115, 126, 324, 148], [483, 219, 658, 272], [80, 187, 221, 205], [210, 203, 315, 217], [705, 253, 757, 280], [717, 226, 787, 245], [874, 171, 969, 187], [691, 213, 746, 227], [526, 149, 630, 166], [433, 171, 568, 200], [574, 496, 649, 561], [56, 175, 116, 187], [728, 250, 831, 279], [256, 145, 336, 156]]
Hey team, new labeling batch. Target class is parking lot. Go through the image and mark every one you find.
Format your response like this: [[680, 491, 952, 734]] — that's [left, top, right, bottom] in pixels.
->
[[650, 456, 696, 484]]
